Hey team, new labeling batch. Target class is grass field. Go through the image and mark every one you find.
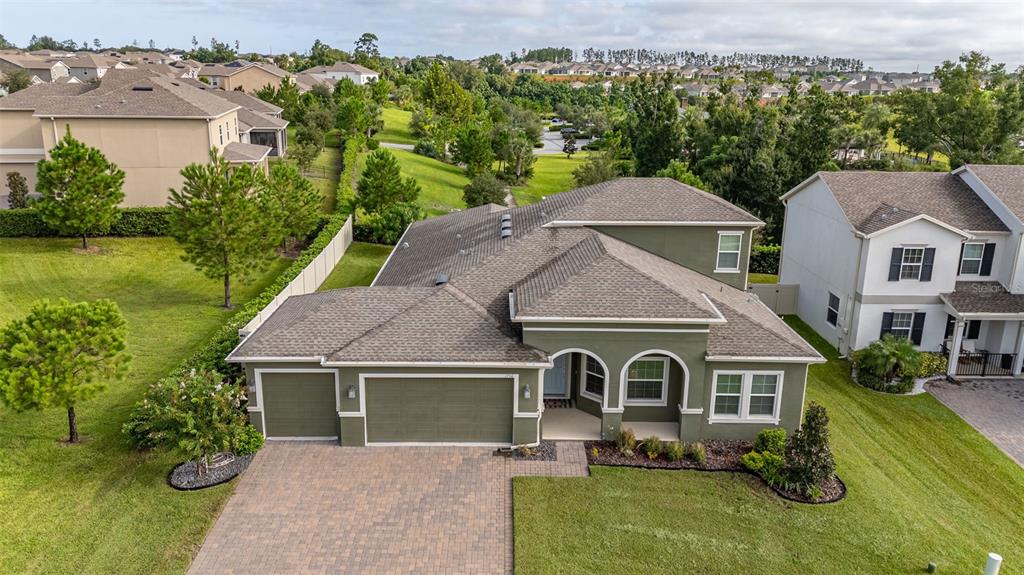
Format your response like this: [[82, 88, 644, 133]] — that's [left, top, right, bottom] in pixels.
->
[[375, 107, 415, 145], [514, 318, 1024, 574], [885, 133, 950, 170], [360, 148, 468, 216], [318, 242, 393, 291], [0, 238, 288, 575], [511, 153, 587, 206]]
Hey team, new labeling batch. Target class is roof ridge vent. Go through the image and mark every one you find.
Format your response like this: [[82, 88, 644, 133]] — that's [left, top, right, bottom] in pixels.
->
[[500, 228, 512, 239], [500, 214, 511, 222]]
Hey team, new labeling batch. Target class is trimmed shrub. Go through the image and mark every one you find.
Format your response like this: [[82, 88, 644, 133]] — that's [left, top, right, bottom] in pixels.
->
[[353, 201, 422, 245], [413, 139, 440, 159], [336, 136, 363, 216], [664, 440, 685, 462], [750, 244, 781, 274], [853, 334, 921, 393], [232, 424, 265, 456], [640, 436, 663, 460], [740, 451, 785, 486], [685, 441, 707, 465], [366, 138, 380, 151], [784, 402, 836, 498], [753, 428, 787, 456], [6, 172, 29, 209], [910, 352, 946, 378], [0, 206, 172, 237], [616, 427, 637, 455]]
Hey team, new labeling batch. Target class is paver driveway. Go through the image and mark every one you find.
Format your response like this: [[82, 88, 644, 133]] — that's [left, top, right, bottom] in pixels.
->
[[929, 378, 1024, 466], [188, 442, 588, 574]]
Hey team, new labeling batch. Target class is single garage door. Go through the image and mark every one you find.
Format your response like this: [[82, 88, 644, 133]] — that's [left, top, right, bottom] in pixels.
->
[[261, 372, 338, 438], [365, 377, 514, 444]]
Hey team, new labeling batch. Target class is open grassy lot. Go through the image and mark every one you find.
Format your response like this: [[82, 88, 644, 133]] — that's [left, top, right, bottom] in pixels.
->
[[375, 107, 415, 145], [514, 318, 1024, 574], [0, 237, 287, 575], [360, 147, 468, 216], [511, 153, 587, 206], [318, 242, 393, 291]]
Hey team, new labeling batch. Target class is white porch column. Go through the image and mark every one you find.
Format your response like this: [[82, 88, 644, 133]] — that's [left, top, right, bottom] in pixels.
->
[[947, 320, 966, 376], [1013, 321, 1024, 376]]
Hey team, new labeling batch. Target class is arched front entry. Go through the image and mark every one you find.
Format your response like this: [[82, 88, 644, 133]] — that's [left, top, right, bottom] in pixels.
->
[[541, 348, 609, 440]]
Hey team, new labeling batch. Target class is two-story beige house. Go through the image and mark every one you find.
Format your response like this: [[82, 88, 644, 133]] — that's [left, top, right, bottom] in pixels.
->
[[0, 69, 285, 207], [198, 60, 289, 93]]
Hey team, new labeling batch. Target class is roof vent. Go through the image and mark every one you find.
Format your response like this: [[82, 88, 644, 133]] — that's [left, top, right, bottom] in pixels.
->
[[500, 228, 512, 239], [434, 273, 449, 286], [458, 249, 467, 255], [501, 221, 512, 231], [500, 214, 511, 223], [401, 242, 410, 249], [131, 85, 153, 91]]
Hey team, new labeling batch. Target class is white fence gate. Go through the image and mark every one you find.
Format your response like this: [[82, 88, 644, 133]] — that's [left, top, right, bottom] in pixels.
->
[[748, 283, 799, 315], [239, 215, 354, 337]]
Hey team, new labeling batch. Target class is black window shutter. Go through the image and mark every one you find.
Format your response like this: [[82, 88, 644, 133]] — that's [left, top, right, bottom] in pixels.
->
[[888, 248, 903, 281], [920, 248, 936, 281], [880, 312, 894, 338], [967, 320, 981, 340], [958, 244, 965, 274], [911, 313, 926, 345], [944, 314, 954, 338], [980, 243, 996, 276]]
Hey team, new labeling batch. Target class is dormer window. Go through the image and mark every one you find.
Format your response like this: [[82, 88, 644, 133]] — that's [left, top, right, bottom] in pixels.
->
[[716, 232, 742, 273]]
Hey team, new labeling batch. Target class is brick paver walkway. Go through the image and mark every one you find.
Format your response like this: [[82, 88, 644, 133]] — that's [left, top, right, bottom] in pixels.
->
[[928, 378, 1024, 467], [188, 442, 588, 574]]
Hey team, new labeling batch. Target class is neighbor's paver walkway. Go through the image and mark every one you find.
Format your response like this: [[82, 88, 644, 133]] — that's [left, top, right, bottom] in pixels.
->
[[928, 378, 1024, 467], [187, 442, 588, 574]]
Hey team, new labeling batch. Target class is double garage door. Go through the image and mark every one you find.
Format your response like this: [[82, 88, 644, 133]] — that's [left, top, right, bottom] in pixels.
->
[[260, 372, 513, 444]]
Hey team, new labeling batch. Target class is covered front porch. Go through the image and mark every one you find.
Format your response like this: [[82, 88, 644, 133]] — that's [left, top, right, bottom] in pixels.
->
[[940, 282, 1024, 377], [541, 405, 679, 441]]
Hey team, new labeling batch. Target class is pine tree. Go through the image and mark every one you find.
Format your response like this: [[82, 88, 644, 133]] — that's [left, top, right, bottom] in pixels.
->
[[356, 149, 420, 214], [263, 163, 323, 249]]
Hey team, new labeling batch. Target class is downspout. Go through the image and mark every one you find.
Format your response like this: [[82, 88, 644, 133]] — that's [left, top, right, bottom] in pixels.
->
[[844, 234, 866, 357], [49, 117, 58, 149]]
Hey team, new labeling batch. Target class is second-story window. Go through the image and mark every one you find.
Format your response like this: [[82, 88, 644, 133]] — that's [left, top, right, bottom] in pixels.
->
[[959, 243, 984, 275], [716, 232, 742, 272], [219, 125, 224, 146], [900, 248, 924, 280]]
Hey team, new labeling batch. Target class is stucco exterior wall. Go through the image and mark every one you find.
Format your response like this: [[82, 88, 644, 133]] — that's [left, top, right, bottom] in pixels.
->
[[780, 179, 862, 352], [593, 225, 753, 289], [958, 169, 1024, 291], [42, 116, 219, 206], [692, 361, 809, 441], [0, 110, 45, 149], [222, 67, 285, 93], [860, 219, 963, 296]]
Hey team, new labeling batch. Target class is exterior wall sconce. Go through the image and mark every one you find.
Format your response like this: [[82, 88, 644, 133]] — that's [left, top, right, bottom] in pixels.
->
[[523, 384, 531, 400], [347, 385, 357, 399]]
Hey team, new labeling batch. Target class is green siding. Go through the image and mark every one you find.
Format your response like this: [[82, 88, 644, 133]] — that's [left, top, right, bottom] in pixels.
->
[[690, 361, 809, 441], [260, 372, 338, 437], [594, 225, 752, 289], [622, 362, 683, 422], [364, 377, 514, 443]]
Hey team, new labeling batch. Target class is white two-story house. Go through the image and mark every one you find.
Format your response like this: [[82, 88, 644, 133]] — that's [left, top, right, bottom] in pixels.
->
[[779, 165, 1024, 377]]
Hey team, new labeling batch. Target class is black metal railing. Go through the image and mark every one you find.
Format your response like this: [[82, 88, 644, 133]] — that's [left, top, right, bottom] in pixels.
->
[[941, 344, 1017, 377]]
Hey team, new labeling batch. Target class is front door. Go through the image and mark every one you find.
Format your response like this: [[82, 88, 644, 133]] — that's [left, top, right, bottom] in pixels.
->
[[544, 354, 570, 397]]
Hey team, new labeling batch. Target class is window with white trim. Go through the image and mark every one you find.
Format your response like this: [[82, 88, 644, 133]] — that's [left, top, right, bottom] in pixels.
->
[[625, 357, 668, 404], [711, 371, 784, 421], [716, 232, 742, 272], [219, 124, 224, 146], [826, 293, 840, 327], [900, 248, 924, 280], [580, 355, 605, 400], [959, 243, 984, 275], [889, 311, 914, 339]]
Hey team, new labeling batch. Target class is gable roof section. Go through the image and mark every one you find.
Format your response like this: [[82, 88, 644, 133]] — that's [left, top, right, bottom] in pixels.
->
[[510, 234, 723, 322], [305, 62, 378, 75], [959, 165, 1024, 223], [805, 171, 1008, 235], [373, 178, 761, 288]]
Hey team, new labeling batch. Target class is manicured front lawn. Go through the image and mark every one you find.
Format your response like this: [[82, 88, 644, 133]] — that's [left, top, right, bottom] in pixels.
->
[[514, 318, 1024, 574], [0, 237, 287, 575], [748, 273, 779, 283], [375, 106, 415, 145], [318, 241, 393, 291], [512, 153, 587, 206], [360, 148, 468, 216]]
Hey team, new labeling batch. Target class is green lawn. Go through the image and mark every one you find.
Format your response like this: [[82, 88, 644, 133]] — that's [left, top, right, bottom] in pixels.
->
[[282, 128, 342, 212], [512, 153, 587, 206], [514, 317, 1024, 574], [748, 273, 779, 284], [0, 237, 288, 575], [318, 242, 393, 291], [361, 148, 468, 216], [885, 133, 950, 170], [375, 107, 415, 145]]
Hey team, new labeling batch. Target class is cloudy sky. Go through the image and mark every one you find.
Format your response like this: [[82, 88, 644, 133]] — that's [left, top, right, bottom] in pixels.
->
[[2, 0, 1022, 71]]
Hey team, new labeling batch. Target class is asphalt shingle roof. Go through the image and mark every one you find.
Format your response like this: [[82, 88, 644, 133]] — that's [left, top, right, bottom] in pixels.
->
[[817, 171, 1008, 234], [223, 141, 271, 163], [964, 165, 1024, 222], [941, 281, 1024, 315]]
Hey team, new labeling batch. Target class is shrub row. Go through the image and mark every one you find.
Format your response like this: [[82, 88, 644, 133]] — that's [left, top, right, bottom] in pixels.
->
[[750, 244, 781, 274], [0, 206, 173, 237], [336, 136, 362, 215]]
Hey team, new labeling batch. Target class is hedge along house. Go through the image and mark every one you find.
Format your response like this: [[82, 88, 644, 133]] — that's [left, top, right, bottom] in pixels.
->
[[229, 178, 823, 446]]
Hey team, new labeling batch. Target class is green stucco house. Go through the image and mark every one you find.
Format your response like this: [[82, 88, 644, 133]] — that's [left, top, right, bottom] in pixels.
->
[[228, 178, 823, 446]]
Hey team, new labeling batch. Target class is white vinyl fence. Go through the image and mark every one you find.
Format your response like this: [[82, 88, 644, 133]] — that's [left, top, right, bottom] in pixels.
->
[[748, 283, 799, 315], [239, 215, 353, 337]]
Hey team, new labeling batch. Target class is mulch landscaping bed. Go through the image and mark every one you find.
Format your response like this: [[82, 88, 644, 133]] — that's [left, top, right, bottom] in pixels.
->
[[168, 454, 254, 491], [584, 439, 749, 470], [496, 440, 558, 461], [584, 439, 846, 504]]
